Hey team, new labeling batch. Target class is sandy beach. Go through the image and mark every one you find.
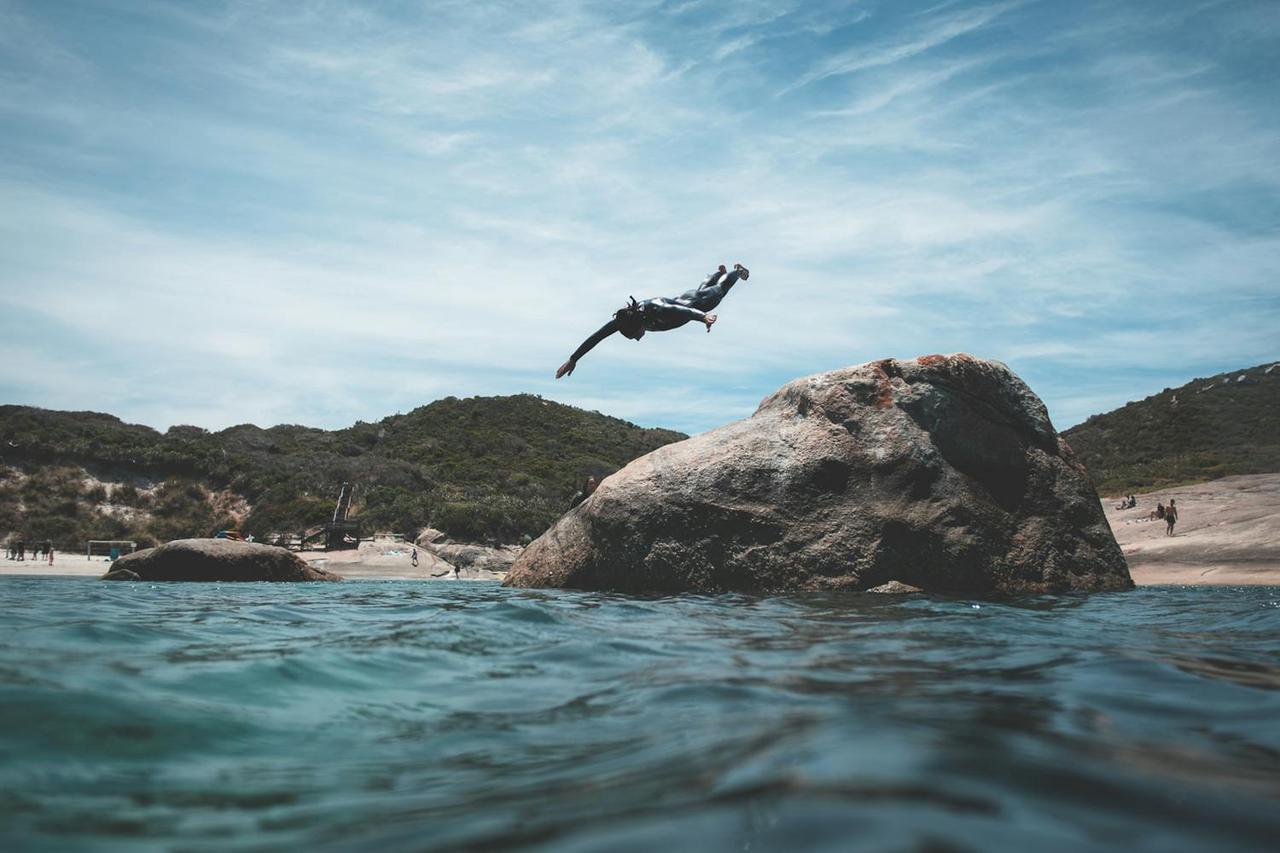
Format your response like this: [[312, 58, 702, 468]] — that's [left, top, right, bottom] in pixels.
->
[[1104, 473, 1280, 585], [0, 554, 106, 577], [297, 539, 508, 581], [0, 539, 508, 581]]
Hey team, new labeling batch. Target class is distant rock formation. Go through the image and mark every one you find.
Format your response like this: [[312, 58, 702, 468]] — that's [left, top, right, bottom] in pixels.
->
[[505, 354, 1132, 595], [103, 538, 343, 582], [415, 528, 519, 577]]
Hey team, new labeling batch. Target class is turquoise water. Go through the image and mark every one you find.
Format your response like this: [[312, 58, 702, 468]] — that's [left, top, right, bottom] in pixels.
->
[[0, 578, 1277, 852]]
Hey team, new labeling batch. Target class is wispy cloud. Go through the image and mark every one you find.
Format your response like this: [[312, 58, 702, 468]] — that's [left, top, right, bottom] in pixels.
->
[[1, 0, 1277, 434], [784, 1, 1021, 92]]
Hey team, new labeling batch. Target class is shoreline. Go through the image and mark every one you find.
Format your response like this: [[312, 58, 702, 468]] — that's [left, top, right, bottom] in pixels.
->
[[7, 473, 1277, 586], [3, 569, 1274, 589]]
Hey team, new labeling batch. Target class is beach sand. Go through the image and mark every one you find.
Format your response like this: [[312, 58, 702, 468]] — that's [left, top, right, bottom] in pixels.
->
[[1104, 473, 1280, 585], [297, 539, 507, 581], [0, 554, 105, 577], [0, 539, 507, 581]]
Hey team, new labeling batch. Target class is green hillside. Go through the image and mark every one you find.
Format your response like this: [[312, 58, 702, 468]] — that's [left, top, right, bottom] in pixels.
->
[[0, 396, 685, 549], [1062, 362, 1280, 496]]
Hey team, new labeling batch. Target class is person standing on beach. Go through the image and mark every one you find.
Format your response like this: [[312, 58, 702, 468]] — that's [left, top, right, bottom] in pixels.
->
[[16, 540, 24, 561], [47, 545, 54, 567], [1165, 499, 1178, 536]]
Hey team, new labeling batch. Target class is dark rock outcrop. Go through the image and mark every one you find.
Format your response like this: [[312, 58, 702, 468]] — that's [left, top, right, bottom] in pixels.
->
[[103, 538, 343, 582], [505, 354, 1132, 595], [429, 542, 520, 575], [414, 529, 518, 576]]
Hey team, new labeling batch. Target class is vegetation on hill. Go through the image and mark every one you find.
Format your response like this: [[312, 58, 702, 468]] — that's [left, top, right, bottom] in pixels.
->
[[0, 396, 684, 549], [1062, 362, 1280, 496]]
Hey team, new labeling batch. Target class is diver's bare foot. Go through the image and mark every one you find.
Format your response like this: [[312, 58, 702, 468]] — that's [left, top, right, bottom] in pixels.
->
[[556, 359, 576, 379], [704, 314, 717, 332]]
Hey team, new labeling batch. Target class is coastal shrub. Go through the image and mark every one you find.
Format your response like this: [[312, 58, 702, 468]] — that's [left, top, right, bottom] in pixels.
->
[[1063, 363, 1280, 494], [0, 395, 685, 544], [113, 483, 141, 506]]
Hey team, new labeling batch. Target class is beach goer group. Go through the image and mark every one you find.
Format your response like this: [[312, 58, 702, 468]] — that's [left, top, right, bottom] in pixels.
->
[[1135, 498, 1181, 534], [5, 540, 54, 563]]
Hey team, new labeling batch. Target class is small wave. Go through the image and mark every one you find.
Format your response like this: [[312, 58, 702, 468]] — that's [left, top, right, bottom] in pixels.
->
[[0, 579, 1278, 851]]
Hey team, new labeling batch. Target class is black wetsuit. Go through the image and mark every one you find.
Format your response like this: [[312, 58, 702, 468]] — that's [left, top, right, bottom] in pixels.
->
[[565, 268, 747, 365], [675, 267, 745, 313]]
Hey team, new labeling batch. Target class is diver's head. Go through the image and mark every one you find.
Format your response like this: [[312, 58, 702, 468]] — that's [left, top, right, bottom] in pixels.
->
[[614, 297, 646, 340]]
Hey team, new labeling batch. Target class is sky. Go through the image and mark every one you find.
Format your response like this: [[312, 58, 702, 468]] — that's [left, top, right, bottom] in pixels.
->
[[1, 0, 1277, 436]]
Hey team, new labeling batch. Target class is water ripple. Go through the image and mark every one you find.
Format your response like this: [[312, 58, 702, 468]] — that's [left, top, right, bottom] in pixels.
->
[[0, 578, 1277, 851]]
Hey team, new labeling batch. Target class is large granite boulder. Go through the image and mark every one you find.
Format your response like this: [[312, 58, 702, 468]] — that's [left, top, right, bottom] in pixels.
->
[[505, 354, 1132, 595], [103, 538, 343, 582]]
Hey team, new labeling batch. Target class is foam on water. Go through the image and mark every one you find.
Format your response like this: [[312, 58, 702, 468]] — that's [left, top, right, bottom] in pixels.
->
[[1, 577, 1278, 851]]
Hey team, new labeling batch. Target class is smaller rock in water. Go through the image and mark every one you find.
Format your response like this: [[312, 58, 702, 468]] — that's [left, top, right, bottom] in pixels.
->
[[102, 539, 343, 582]]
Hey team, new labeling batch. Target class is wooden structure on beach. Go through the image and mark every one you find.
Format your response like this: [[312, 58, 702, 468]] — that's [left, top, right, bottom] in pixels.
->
[[295, 482, 361, 551]]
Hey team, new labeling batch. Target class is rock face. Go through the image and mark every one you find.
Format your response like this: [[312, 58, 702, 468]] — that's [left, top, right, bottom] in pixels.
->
[[429, 542, 521, 575], [505, 355, 1132, 595], [104, 538, 343, 582], [416, 528, 448, 546], [414, 529, 519, 577]]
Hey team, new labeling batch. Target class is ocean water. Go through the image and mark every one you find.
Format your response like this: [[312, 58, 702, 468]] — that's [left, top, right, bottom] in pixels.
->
[[0, 578, 1277, 852]]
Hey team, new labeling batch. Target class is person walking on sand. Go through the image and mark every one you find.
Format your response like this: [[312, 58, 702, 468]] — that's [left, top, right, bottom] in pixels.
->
[[1165, 499, 1179, 536], [555, 263, 750, 378], [47, 545, 54, 567], [411, 548, 419, 568]]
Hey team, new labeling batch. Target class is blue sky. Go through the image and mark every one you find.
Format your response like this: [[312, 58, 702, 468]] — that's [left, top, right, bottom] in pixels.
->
[[1, 0, 1277, 435]]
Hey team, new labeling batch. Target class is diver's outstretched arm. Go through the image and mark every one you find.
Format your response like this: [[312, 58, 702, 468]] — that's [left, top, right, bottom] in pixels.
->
[[556, 319, 620, 379]]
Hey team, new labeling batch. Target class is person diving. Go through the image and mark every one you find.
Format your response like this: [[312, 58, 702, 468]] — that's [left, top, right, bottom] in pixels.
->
[[555, 263, 750, 378]]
